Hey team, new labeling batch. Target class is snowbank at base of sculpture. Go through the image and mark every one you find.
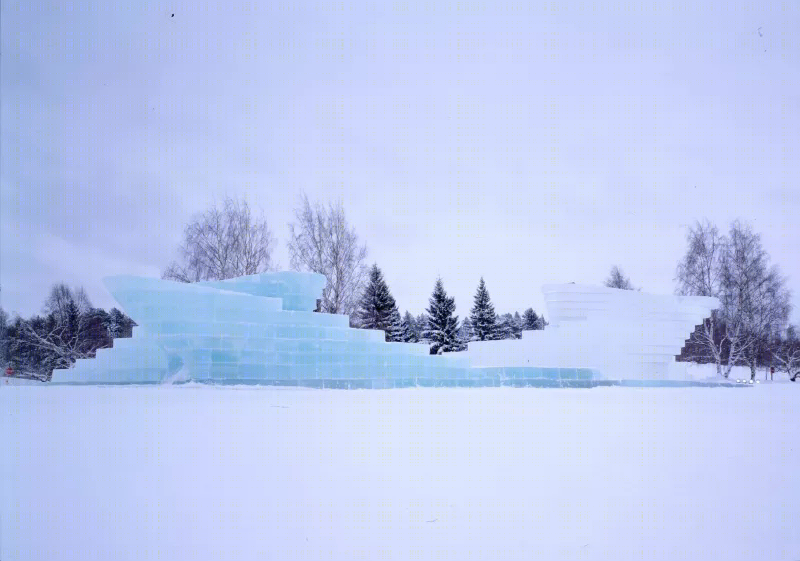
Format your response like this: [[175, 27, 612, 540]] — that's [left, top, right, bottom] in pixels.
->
[[50, 272, 732, 387]]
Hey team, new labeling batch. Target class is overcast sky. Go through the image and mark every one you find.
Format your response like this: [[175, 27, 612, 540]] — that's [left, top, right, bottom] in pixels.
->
[[2, 0, 799, 323]]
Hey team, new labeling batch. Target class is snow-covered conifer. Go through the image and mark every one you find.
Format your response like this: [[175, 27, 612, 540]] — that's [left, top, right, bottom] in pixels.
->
[[415, 313, 429, 342], [355, 264, 402, 341], [496, 313, 522, 340], [522, 308, 539, 330], [400, 311, 418, 343], [459, 317, 475, 346], [423, 278, 460, 354], [469, 278, 498, 341], [386, 307, 403, 342]]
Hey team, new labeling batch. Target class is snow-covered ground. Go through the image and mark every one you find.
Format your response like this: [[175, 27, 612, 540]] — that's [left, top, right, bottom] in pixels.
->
[[2, 379, 798, 560], [683, 362, 787, 382]]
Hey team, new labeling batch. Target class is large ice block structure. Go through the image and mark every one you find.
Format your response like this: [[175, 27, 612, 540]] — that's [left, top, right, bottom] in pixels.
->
[[466, 284, 721, 383], [51, 272, 469, 387], [51, 273, 725, 387]]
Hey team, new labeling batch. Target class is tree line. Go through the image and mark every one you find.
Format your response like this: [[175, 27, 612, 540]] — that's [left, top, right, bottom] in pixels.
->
[[4, 195, 796, 381], [0, 285, 136, 380], [674, 220, 796, 381], [159, 194, 548, 356], [353, 266, 546, 354]]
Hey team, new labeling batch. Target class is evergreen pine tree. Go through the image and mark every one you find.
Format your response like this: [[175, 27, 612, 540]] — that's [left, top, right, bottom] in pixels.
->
[[522, 308, 539, 330], [469, 277, 498, 341], [496, 313, 522, 339], [64, 299, 80, 356], [495, 314, 511, 339], [511, 312, 523, 338], [511, 314, 522, 339], [107, 308, 125, 339], [400, 311, 418, 343], [386, 308, 403, 342], [355, 264, 402, 341], [415, 313, 429, 342], [458, 317, 475, 346], [0, 307, 8, 367], [423, 278, 460, 354]]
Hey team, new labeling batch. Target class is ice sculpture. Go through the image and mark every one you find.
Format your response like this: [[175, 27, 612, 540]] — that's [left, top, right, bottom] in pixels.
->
[[50, 273, 727, 387], [52, 272, 468, 387], [466, 284, 721, 383]]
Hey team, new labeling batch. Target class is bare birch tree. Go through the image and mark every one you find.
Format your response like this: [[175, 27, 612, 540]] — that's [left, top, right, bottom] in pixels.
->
[[676, 219, 791, 378], [287, 193, 368, 316], [44, 284, 77, 323], [773, 326, 800, 382], [675, 221, 731, 375], [13, 285, 99, 378], [721, 220, 791, 380], [163, 196, 277, 282], [604, 266, 635, 290], [17, 313, 95, 374]]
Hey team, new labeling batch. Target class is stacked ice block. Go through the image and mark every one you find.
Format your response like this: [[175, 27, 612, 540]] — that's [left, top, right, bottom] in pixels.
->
[[51, 272, 470, 386], [465, 283, 721, 382], [50, 273, 724, 386]]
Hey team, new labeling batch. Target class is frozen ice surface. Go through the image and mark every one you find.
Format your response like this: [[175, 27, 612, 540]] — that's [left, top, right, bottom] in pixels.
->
[[50, 273, 722, 386]]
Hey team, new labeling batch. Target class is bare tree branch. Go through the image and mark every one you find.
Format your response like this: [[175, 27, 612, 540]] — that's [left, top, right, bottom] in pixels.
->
[[17, 311, 96, 373], [604, 265, 634, 290], [676, 219, 792, 378], [773, 327, 800, 381], [287, 194, 368, 316], [163, 196, 277, 282]]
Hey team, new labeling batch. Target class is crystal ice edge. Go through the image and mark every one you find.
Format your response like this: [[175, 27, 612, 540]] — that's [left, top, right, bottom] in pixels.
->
[[50, 272, 742, 388]]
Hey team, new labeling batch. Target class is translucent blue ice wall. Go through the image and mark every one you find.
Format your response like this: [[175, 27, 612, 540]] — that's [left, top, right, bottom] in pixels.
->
[[51, 272, 481, 386], [197, 272, 327, 312], [50, 272, 730, 387]]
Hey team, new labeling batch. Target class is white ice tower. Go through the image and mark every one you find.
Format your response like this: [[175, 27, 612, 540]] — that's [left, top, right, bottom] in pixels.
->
[[465, 283, 720, 382], [51, 273, 723, 387]]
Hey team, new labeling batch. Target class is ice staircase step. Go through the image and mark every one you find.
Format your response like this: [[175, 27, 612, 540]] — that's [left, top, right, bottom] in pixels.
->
[[48, 274, 720, 386]]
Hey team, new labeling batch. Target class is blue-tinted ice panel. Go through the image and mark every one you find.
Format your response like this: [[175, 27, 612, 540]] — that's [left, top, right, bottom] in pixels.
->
[[197, 272, 326, 311], [49, 273, 721, 387]]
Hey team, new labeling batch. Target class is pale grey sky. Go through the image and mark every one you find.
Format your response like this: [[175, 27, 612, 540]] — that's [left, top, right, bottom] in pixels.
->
[[2, 0, 799, 322]]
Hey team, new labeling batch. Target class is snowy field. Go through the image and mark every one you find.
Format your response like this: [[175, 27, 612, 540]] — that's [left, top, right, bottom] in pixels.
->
[[2, 381, 799, 560]]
